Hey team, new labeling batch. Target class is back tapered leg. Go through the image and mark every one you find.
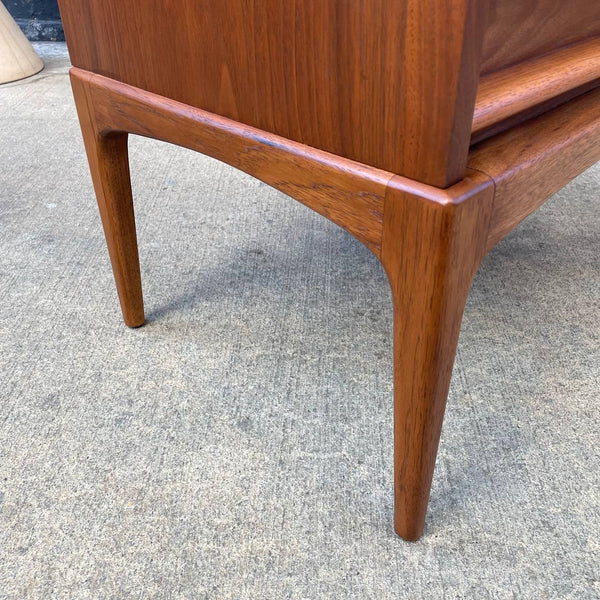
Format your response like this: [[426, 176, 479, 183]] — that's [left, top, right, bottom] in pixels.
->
[[70, 71, 144, 327]]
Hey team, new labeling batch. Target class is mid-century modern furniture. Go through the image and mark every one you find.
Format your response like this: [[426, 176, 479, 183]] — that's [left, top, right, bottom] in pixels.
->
[[57, 0, 600, 541]]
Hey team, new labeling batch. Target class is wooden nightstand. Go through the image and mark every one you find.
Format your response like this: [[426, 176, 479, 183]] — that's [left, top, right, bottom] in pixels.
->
[[57, 0, 600, 540]]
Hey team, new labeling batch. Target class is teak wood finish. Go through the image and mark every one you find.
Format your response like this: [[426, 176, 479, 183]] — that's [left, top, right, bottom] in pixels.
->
[[58, 0, 600, 541]]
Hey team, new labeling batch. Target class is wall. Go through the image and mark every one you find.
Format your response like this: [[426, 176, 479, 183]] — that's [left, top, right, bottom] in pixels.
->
[[5, 0, 63, 41]]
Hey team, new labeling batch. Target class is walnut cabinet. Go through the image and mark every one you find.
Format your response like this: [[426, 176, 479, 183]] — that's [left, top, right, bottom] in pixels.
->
[[57, 0, 600, 540]]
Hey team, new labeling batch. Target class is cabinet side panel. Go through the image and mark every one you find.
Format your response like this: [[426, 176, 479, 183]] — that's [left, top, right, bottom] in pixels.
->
[[58, 0, 487, 187]]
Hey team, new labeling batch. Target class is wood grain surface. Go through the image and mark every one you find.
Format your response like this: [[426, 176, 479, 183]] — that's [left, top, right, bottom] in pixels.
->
[[70, 73, 144, 327], [482, 0, 600, 74], [469, 87, 600, 252], [381, 173, 494, 540], [58, 0, 488, 187], [70, 68, 392, 259], [473, 37, 600, 136]]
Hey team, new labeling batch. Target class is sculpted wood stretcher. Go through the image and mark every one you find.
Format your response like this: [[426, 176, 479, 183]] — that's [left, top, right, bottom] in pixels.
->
[[57, 0, 600, 540]]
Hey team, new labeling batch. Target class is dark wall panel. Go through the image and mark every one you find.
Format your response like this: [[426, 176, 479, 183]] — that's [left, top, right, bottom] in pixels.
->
[[5, 0, 64, 41]]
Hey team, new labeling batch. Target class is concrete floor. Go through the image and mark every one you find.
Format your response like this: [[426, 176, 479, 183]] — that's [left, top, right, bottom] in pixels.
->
[[0, 43, 599, 599]]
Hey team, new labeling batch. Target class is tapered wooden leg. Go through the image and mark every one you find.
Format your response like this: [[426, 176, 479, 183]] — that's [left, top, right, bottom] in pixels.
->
[[380, 178, 494, 541], [70, 72, 145, 327]]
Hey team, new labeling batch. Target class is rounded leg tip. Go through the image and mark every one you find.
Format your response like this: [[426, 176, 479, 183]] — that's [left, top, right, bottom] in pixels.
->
[[395, 511, 426, 542], [121, 303, 145, 328], [124, 313, 145, 328], [395, 526, 424, 542], [126, 320, 145, 329]]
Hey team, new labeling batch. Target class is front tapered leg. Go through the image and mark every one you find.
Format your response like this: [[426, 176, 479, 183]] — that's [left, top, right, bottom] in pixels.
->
[[70, 71, 144, 327], [380, 180, 493, 541]]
